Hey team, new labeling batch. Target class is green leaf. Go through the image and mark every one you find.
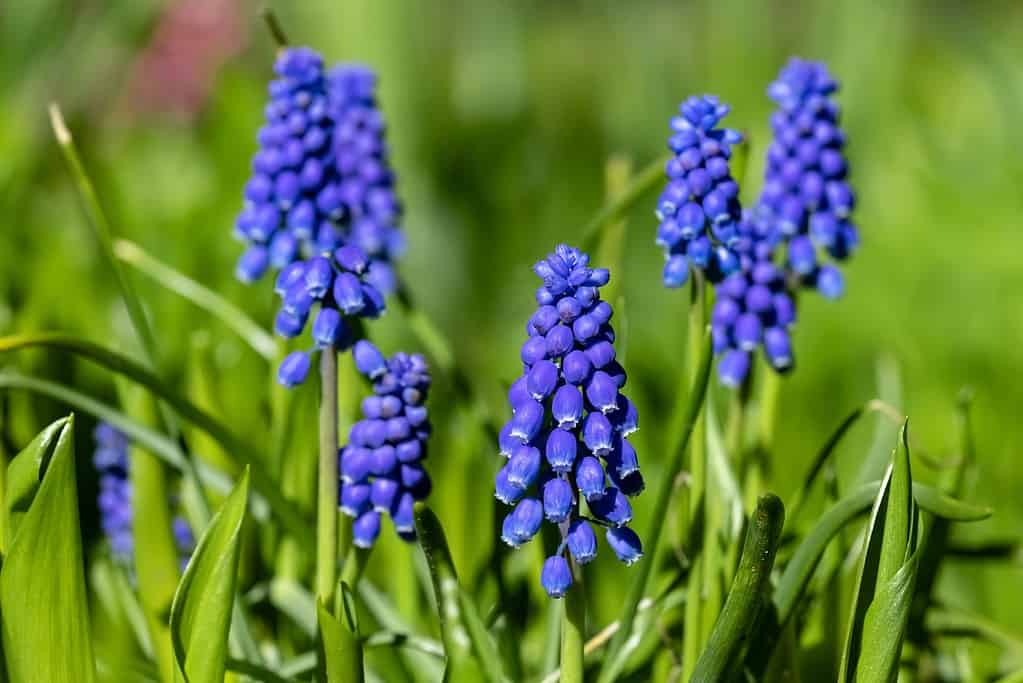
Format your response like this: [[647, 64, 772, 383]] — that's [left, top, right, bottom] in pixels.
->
[[0, 415, 97, 683], [691, 494, 785, 682], [839, 421, 921, 683], [316, 582, 363, 683], [414, 503, 509, 683], [170, 468, 250, 683], [0, 335, 311, 542], [2, 416, 65, 529], [0, 370, 242, 502], [113, 239, 278, 361]]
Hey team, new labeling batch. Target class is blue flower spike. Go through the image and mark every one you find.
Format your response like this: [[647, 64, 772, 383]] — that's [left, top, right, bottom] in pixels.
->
[[494, 245, 644, 598], [236, 48, 405, 387], [93, 423, 194, 568], [656, 95, 744, 286], [760, 58, 857, 294], [338, 343, 432, 545]]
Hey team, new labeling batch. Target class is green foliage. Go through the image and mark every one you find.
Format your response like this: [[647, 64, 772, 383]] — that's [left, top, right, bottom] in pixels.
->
[[169, 469, 249, 683], [0, 416, 96, 683]]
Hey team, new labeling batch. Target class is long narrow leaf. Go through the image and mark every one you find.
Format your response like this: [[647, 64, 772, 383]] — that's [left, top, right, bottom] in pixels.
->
[[0, 334, 310, 541], [839, 421, 920, 682], [170, 469, 250, 683], [0, 416, 97, 683], [113, 239, 277, 360], [414, 503, 509, 683]]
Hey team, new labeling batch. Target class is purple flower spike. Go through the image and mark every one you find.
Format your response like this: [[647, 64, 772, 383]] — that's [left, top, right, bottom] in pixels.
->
[[338, 347, 432, 545], [493, 244, 644, 596]]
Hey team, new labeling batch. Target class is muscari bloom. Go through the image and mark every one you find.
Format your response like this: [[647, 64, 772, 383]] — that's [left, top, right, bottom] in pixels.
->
[[759, 58, 857, 298], [339, 341, 432, 547], [656, 95, 744, 288], [234, 48, 403, 387], [496, 245, 644, 598], [93, 423, 195, 568], [712, 209, 796, 386]]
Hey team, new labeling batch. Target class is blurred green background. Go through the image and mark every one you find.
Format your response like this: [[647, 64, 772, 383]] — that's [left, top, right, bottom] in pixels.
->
[[2, 0, 1022, 665]]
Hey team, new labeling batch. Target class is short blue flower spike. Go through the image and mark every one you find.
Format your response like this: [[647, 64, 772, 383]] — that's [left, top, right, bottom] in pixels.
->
[[93, 423, 194, 569], [338, 343, 432, 545], [656, 95, 744, 286], [494, 245, 644, 598], [760, 58, 857, 294]]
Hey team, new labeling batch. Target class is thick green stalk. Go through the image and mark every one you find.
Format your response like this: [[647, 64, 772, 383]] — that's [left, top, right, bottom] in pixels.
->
[[340, 546, 372, 590], [681, 271, 708, 679], [317, 348, 340, 607], [691, 494, 785, 682], [560, 565, 586, 683]]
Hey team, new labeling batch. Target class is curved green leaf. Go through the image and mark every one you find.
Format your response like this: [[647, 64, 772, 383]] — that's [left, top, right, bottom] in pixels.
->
[[113, 239, 277, 361], [0, 335, 310, 541], [170, 469, 250, 683], [0, 415, 97, 683], [692, 494, 785, 682], [414, 503, 509, 683], [773, 475, 990, 633]]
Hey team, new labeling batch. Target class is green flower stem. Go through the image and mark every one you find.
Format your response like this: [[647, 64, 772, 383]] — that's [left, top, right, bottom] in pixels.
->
[[691, 494, 785, 682], [560, 566, 586, 683], [317, 348, 340, 607], [681, 270, 709, 679], [340, 546, 372, 593], [261, 7, 290, 49], [746, 365, 781, 510]]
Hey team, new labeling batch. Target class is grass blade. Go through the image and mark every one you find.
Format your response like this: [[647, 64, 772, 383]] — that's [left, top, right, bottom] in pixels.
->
[[316, 581, 363, 683], [597, 327, 713, 683], [692, 494, 785, 682], [170, 468, 250, 683], [0, 333, 311, 541], [0, 416, 97, 683], [113, 239, 277, 361]]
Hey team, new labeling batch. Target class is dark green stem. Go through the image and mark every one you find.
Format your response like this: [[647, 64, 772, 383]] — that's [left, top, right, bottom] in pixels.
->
[[261, 7, 290, 48], [317, 348, 339, 606]]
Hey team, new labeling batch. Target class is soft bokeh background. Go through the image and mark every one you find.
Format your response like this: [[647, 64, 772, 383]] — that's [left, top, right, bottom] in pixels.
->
[[2, 0, 1022, 672]]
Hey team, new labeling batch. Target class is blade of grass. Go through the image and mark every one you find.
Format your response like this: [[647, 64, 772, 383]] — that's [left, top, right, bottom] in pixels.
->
[[113, 239, 277, 361], [0, 333, 311, 541], [597, 327, 713, 683]]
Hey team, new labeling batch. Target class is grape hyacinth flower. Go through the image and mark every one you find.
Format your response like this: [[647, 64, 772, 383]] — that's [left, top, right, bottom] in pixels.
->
[[94, 423, 133, 562], [339, 341, 432, 548], [274, 244, 386, 387], [496, 245, 644, 598], [234, 48, 404, 386], [760, 58, 857, 298], [712, 209, 796, 386], [656, 95, 744, 288], [93, 423, 195, 568]]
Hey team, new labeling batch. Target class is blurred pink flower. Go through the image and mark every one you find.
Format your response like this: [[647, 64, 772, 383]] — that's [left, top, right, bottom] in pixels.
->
[[123, 0, 247, 120]]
